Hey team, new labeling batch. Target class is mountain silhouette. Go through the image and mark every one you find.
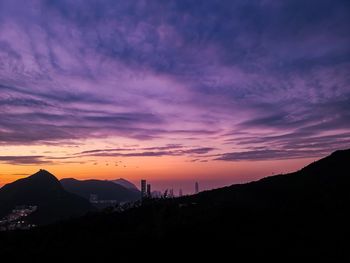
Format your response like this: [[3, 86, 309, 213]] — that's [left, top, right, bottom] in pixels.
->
[[0, 170, 93, 224], [190, 149, 350, 208], [111, 178, 139, 191], [60, 178, 140, 203], [1, 150, 349, 261]]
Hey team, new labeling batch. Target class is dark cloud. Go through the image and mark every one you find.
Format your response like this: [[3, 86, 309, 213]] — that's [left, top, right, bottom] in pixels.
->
[[0, 146, 214, 165], [78, 148, 137, 155], [0, 155, 51, 165], [0, 105, 162, 144], [78, 144, 184, 155], [31, 0, 348, 74], [217, 131, 350, 161], [142, 144, 183, 151], [0, 102, 219, 144], [75, 146, 215, 158], [215, 149, 328, 162], [181, 147, 216, 155]]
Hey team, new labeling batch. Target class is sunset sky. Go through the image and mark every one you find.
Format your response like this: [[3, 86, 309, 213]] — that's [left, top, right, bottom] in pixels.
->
[[1, 0, 349, 193]]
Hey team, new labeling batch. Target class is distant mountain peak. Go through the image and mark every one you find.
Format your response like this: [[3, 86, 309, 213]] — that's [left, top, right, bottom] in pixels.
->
[[111, 178, 139, 191], [60, 178, 140, 203], [0, 170, 93, 224], [33, 169, 55, 176], [29, 169, 61, 183]]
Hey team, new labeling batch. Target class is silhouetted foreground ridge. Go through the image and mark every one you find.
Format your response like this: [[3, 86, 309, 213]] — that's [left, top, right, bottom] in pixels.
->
[[0, 150, 349, 261]]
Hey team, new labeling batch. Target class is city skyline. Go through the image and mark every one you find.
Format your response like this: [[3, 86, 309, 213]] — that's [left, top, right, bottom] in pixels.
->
[[1, 0, 350, 192]]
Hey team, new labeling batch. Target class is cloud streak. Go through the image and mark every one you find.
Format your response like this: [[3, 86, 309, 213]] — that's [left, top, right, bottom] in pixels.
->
[[0, 155, 51, 165], [75, 146, 216, 158], [0, 145, 216, 166]]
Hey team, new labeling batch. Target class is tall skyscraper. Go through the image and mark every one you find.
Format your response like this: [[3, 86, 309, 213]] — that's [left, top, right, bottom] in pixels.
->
[[147, 184, 151, 198], [141, 179, 147, 200], [195, 182, 199, 194], [179, 189, 183, 197]]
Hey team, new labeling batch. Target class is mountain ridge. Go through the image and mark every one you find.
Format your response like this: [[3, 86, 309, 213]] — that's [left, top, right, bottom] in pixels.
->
[[111, 178, 139, 191], [0, 169, 93, 224], [60, 178, 140, 203]]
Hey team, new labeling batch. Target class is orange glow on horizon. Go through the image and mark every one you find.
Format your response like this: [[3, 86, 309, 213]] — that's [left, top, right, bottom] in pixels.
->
[[0, 148, 316, 194]]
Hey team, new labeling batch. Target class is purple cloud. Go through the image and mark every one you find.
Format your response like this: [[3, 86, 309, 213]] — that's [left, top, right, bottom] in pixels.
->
[[0, 0, 349, 161]]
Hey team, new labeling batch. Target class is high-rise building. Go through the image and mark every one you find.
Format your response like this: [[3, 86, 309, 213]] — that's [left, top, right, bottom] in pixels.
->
[[169, 188, 174, 198], [141, 179, 147, 200], [179, 189, 183, 197], [147, 184, 151, 198], [195, 182, 199, 194], [163, 189, 168, 198]]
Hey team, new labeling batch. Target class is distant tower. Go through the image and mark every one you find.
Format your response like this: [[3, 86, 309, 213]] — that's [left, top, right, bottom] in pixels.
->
[[179, 189, 183, 197], [169, 188, 174, 198], [141, 179, 147, 200], [195, 182, 199, 194], [147, 184, 151, 198], [163, 189, 168, 198]]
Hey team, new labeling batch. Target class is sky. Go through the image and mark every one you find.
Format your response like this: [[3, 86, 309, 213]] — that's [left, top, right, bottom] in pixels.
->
[[0, 0, 349, 194]]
